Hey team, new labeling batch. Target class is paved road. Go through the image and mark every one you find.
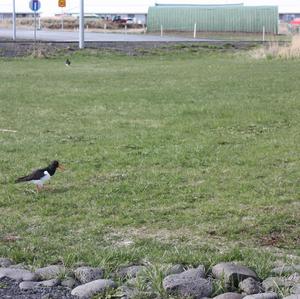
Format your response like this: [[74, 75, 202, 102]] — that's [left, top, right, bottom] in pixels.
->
[[0, 28, 210, 42]]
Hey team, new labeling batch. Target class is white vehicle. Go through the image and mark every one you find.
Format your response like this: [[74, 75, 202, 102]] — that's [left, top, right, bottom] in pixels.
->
[[126, 18, 134, 24]]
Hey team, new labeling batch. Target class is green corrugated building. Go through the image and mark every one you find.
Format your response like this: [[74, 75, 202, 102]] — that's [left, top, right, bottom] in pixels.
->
[[147, 3, 278, 33]]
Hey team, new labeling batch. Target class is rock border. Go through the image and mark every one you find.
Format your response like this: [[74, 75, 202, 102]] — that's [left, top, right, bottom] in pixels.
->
[[0, 258, 299, 299]]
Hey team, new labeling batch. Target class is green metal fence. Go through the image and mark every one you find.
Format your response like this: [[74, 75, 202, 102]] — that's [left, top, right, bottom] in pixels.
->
[[147, 5, 278, 34]]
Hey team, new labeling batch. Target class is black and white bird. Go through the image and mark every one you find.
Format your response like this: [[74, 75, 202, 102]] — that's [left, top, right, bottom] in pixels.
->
[[15, 160, 64, 192], [65, 59, 71, 66]]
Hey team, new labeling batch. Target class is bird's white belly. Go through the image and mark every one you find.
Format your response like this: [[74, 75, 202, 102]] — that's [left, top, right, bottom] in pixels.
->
[[32, 171, 51, 186]]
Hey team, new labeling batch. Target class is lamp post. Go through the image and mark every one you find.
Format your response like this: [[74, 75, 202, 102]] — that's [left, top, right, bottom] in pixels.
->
[[79, 0, 84, 48], [12, 0, 16, 40]]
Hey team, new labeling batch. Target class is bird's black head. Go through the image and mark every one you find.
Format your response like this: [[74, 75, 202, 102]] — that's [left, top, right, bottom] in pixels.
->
[[51, 160, 59, 168], [47, 160, 63, 176]]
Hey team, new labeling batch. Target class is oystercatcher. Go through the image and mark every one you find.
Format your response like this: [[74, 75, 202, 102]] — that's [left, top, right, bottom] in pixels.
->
[[15, 160, 64, 192], [65, 59, 71, 66]]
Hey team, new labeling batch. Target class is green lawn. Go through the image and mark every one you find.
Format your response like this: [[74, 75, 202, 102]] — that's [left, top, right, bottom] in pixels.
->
[[0, 48, 299, 277]]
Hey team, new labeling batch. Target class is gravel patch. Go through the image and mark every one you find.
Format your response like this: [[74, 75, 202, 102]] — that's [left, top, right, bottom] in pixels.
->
[[0, 277, 74, 299]]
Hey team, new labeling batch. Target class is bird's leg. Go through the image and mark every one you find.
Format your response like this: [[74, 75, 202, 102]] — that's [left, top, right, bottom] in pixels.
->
[[36, 185, 42, 193]]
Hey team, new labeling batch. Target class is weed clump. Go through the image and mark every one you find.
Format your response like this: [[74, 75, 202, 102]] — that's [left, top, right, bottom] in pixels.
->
[[250, 35, 300, 59]]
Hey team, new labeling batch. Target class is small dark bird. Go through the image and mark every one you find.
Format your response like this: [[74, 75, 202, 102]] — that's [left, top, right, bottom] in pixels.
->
[[15, 160, 64, 192], [65, 59, 71, 66]]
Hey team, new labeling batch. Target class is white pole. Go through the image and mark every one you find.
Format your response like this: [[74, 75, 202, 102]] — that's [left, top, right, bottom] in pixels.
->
[[263, 26, 265, 42], [79, 0, 84, 49], [125, 24, 127, 35], [34, 11, 37, 43], [160, 24, 163, 37], [12, 0, 16, 40], [61, 9, 64, 31], [193, 23, 197, 39]]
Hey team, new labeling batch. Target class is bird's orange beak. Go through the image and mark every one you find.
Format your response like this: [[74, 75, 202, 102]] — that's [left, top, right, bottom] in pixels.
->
[[58, 165, 65, 171]]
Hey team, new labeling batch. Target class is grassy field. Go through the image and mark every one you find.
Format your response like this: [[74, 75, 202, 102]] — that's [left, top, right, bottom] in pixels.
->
[[0, 47, 299, 278]]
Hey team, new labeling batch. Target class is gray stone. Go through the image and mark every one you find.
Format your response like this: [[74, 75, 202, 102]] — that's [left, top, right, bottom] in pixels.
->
[[289, 273, 300, 283], [214, 292, 245, 299], [166, 264, 185, 275], [243, 292, 278, 299], [197, 265, 206, 276], [239, 277, 264, 294], [35, 265, 65, 280], [271, 266, 300, 276], [291, 284, 300, 294], [74, 266, 104, 284], [0, 258, 13, 267], [212, 263, 258, 287], [71, 279, 116, 299], [19, 279, 59, 290], [0, 267, 37, 281], [9, 263, 27, 269], [163, 268, 212, 298], [116, 286, 156, 299], [263, 276, 300, 292], [38, 279, 59, 287], [61, 277, 76, 289], [20, 282, 37, 290], [283, 296, 300, 299], [117, 265, 146, 279]]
